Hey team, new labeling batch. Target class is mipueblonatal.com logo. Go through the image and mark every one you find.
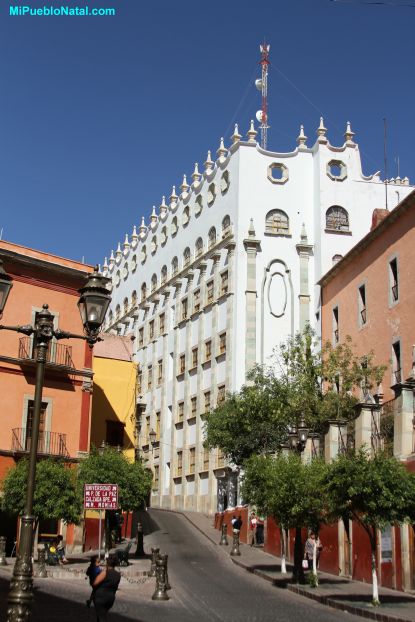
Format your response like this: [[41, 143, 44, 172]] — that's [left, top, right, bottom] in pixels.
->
[[9, 5, 116, 16]]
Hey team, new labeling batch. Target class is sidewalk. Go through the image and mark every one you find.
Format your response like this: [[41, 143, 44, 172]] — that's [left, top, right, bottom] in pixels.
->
[[179, 510, 415, 622]]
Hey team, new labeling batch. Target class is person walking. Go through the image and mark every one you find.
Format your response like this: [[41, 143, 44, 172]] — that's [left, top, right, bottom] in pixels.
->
[[86, 555, 102, 608], [255, 516, 264, 545], [233, 515, 243, 533], [304, 532, 322, 570], [56, 535, 68, 564], [93, 554, 121, 621]]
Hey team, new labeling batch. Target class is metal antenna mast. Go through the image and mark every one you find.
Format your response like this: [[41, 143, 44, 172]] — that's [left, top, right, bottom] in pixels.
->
[[255, 42, 270, 149]]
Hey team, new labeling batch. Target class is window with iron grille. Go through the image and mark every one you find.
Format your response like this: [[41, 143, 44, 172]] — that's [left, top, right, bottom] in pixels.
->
[[219, 332, 226, 355], [181, 298, 188, 321], [190, 396, 197, 417], [177, 401, 184, 422], [161, 265, 167, 285], [389, 258, 399, 304], [25, 401, 47, 452], [217, 385, 226, 405], [145, 416, 150, 444], [137, 370, 142, 393], [138, 327, 144, 347], [179, 354, 185, 374], [149, 320, 154, 340], [159, 313, 165, 334], [193, 289, 200, 313], [392, 340, 402, 384], [202, 447, 209, 470], [221, 271, 228, 295], [153, 465, 159, 490], [205, 340, 212, 362], [176, 451, 183, 476], [189, 448, 195, 474], [326, 206, 349, 231], [265, 209, 289, 234], [206, 280, 214, 305], [156, 411, 161, 440], [192, 347, 198, 368], [183, 247, 191, 268], [147, 365, 152, 390], [333, 307, 339, 344], [157, 360, 163, 385], [204, 391, 211, 413], [358, 285, 367, 326]]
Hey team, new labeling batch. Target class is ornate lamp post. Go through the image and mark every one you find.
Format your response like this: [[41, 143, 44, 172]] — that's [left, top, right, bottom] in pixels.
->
[[0, 264, 111, 622], [288, 415, 310, 454]]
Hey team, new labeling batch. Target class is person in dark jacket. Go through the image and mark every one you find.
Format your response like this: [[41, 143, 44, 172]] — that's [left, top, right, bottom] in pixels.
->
[[93, 554, 121, 621], [86, 555, 102, 608]]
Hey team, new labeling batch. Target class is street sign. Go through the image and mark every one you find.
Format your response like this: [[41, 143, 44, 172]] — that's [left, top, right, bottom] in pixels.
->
[[84, 483, 118, 510]]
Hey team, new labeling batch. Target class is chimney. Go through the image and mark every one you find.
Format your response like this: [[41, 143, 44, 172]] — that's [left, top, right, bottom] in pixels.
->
[[371, 208, 389, 231]]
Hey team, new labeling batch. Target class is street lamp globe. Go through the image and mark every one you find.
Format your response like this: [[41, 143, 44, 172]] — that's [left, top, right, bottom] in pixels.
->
[[149, 429, 157, 446], [0, 259, 13, 317], [77, 266, 112, 341]]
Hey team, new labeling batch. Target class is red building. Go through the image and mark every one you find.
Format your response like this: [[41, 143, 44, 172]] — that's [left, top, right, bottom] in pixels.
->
[[0, 241, 94, 553]]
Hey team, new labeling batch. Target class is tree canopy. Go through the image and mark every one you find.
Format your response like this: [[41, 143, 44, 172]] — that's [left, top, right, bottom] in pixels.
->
[[77, 446, 152, 512], [1, 458, 81, 526]]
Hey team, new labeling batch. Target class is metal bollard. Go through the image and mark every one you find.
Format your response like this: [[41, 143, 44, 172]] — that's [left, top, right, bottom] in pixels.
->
[[36, 546, 47, 578], [0, 536, 7, 565], [160, 553, 171, 590], [148, 547, 159, 577], [230, 530, 241, 556], [219, 523, 228, 546], [151, 556, 169, 601], [135, 523, 145, 558]]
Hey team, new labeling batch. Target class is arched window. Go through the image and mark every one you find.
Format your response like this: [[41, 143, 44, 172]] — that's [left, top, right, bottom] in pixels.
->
[[141, 245, 147, 264], [141, 283, 147, 302], [222, 215, 231, 236], [332, 254, 343, 266], [195, 195, 203, 216], [172, 256, 178, 276], [160, 226, 167, 246], [109, 310, 114, 324], [123, 297, 129, 314], [326, 206, 349, 232], [161, 265, 167, 285], [151, 236, 157, 254], [195, 237, 203, 258], [265, 210, 289, 235], [132, 290, 137, 305], [115, 304, 121, 320], [208, 226, 216, 249], [171, 216, 178, 237], [183, 247, 191, 267], [207, 183, 216, 207], [151, 273, 157, 293], [220, 171, 230, 194], [183, 206, 190, 226]]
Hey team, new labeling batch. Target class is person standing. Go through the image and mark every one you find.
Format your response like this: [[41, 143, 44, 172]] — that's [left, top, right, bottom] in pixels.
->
[[233, 515, 243, 533], [86, 555, 102, 608], [304, 532, 322, 570], [93, 554, 121, 621], [248, 512, 257, 546], [256, 516, 264, 545], [56, 535, 68, 564]]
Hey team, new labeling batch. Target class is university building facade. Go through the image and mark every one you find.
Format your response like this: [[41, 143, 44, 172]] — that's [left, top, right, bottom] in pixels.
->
[[103, 119, 413, 515]]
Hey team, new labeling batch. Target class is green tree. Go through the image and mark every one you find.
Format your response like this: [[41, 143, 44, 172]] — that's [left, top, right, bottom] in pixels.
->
[[77, 447, 152, 548], [242, 453, 328, 583], [1, 458, 81, 530], [323, 449, 415, 605]]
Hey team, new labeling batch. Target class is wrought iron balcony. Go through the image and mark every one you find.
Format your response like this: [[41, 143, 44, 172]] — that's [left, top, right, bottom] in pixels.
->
[[11, 428, 69, 457], [18, 336, 74, 369]]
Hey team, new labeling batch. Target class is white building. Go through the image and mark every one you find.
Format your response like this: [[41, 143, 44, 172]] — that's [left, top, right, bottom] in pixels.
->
[[103, 119, 413, 515]]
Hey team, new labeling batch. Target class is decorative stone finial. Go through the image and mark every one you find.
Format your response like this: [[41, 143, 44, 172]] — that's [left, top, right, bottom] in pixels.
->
[[169, 185, 178, 208], [131, 225, 138, 246], [231, 123, 242, 144], [103, 257, 108, 272], [139, 216, 147, 237], [109, 250, 115, 268], [395, 176, 401, 185], [317, 117, 327, 141], [191, 162, 202, 185], [116, 243, 122, 261], [217, 137, 227, 160], [123, 234, 130, 251], [159, 195, 168, 217], [297, 125, 308, 148], [204, 151, 214, 175], [247, 119, 257, 143], [344, 121, 355, 145], [180, 174, 190, 196], [248, 218, 256, 237], [150, 206, 158, 227]]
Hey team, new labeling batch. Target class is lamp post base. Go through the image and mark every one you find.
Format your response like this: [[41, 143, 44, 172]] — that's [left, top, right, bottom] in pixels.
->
[[7, 514, 35, 622]]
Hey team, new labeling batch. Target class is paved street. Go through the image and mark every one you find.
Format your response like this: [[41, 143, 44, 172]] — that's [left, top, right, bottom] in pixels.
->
[[0, 509, 363, 621]]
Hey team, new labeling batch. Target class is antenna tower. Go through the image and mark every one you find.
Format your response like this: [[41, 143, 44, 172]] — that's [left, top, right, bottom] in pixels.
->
[[255, 42, 270, 149]]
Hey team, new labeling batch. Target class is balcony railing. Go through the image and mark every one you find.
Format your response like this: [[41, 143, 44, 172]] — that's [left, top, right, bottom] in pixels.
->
[[18, 337, 74, 369], [12, 428, 69, 457]]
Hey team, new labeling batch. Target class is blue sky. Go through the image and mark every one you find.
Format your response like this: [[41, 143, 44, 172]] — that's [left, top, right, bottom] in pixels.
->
[[1, 0, 414, 265]]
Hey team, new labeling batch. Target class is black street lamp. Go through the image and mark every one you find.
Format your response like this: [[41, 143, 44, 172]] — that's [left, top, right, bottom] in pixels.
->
[[288, 415, 310, 453], [0, 264, 111, 622]]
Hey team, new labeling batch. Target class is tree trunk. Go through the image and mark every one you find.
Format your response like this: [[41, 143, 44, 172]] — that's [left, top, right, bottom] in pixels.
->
[[280, 527, 287, 574], [312, 538, 318, 586], [370, 527, 380, 606], [293, 526, 305, 583]]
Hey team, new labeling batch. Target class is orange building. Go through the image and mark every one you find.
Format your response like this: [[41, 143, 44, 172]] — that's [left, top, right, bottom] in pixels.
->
[[0, 241, 94, 553], [319, 190, 415, 592]]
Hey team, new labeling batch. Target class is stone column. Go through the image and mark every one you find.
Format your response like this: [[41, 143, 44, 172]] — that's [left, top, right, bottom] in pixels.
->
[[392, 380, 415, 459], [324, 420, 347, 462], [182, 271, 194, 511], [295, 224, 313, 331], [158, 291, 170, 506], [354, 403, 380, 452], [243, 220, 261, 379], [170, 280, 182, 509], [195, 262, 207, 512]]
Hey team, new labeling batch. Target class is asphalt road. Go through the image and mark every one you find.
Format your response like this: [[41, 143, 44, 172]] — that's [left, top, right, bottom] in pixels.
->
[[0, 509, 362, 621]]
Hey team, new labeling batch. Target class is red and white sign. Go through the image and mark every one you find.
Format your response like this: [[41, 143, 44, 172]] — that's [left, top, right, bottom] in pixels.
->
[[84, 484, 118, 510]]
